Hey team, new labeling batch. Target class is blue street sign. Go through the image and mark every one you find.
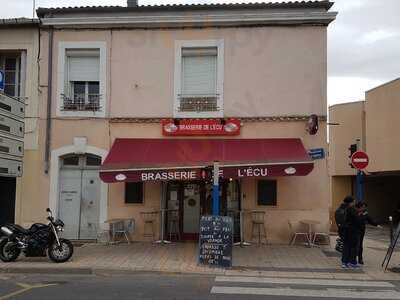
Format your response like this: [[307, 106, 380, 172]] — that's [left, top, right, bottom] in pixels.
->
[[0, 70, 4, 91], [308, 148, 325, 160]]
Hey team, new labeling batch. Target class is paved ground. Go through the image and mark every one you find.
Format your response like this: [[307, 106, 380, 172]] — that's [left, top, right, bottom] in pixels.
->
[[1, 226, 399, 281], [2, 272, 400, 300]]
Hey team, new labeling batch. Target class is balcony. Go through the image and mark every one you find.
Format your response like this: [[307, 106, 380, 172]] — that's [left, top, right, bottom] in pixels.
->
[[178, 94, 219, 112], [61, 94, 102, 111]]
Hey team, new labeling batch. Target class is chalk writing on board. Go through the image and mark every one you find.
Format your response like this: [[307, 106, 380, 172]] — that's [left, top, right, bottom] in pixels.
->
[[199, 215, 233, 268]]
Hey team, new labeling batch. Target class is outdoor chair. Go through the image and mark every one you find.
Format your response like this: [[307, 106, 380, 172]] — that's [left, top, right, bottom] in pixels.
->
[[288, 221, 310, 246], [312, 231, 331, 246], [112, 219, 135, 244]]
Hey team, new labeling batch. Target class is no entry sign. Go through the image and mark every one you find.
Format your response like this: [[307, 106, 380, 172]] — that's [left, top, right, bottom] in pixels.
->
[[351, 151, 369, 170]]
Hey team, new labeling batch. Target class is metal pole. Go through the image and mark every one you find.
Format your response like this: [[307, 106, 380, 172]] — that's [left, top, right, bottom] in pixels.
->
[[356, 170, 363, 202], [389, 216, 394, 245], [212, 161, 220, 215]]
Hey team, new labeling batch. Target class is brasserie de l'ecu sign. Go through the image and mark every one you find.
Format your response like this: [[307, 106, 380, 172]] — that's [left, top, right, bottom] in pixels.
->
[[161, 119, 241, 136]]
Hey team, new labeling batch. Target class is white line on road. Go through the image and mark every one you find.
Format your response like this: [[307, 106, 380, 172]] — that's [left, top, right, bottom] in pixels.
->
[[211, 286, 400, 299], [215, 276, 395, 288]]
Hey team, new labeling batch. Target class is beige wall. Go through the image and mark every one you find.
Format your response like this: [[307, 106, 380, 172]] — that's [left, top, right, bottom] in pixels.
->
[[328, 101, 364, 176], [49, 26, 327, 118], [365, 79, 400, 172]]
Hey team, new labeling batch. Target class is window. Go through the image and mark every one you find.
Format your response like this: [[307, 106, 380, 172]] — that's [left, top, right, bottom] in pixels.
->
[[0, 55, 21, 97], [62, 49, 100, 111], [174, 40, 224, 118], [257, 180, 277, 206], [125, 182, 144, 204]]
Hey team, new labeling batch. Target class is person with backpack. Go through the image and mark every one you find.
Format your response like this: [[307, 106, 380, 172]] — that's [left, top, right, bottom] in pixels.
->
[[335, 200, 348, 252], [339, 196, 363, 268], [355, 201, 381, 265]]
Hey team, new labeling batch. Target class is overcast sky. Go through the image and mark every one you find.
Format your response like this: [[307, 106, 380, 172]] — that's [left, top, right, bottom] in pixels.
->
[[1, 0, 399, 106]]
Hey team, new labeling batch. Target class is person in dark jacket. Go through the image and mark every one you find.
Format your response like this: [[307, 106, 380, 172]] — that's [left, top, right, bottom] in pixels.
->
[[341, 196, 363, 268], [355, 201, 381, 265]]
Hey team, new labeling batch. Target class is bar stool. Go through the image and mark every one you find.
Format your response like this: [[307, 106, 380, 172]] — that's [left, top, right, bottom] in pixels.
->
[[140, 211, 158, 241], [167, 209, 180, 241], [251, 211, 267, 245]]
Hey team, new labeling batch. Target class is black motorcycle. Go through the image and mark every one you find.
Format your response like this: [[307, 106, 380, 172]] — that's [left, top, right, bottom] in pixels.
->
[[0, 208, 73, 263]]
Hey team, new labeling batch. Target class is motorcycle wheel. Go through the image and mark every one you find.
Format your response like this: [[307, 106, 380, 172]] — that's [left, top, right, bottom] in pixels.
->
[[48, 239, 74, 263], [0, 239, 21, 262]]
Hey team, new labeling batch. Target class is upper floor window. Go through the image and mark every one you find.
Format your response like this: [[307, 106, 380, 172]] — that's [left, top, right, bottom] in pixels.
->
[[0, 54, 21, 97], [57, 42, 106, 118], [174, 40, 224, 118], [62, 49, 101, 112]]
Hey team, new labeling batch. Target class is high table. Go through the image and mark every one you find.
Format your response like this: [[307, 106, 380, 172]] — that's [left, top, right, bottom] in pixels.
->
[[234, 210, 252, 247], [154, 208, 171, 244], [300, 219, 320, 247]]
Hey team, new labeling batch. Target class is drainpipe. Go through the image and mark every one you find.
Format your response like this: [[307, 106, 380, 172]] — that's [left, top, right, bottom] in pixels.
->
[[44, 27, 53, 173]]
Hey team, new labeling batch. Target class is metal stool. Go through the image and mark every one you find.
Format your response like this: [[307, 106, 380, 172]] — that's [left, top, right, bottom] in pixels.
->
[[251, 211, 267, 245], [167, 209, 180, 241], [140, 211, 158, 241]]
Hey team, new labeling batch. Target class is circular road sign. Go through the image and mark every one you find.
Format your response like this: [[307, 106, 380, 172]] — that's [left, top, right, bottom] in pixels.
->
[[351, 151, 369, 170]]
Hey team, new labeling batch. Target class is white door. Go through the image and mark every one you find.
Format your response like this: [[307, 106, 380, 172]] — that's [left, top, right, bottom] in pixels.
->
[[58, 154, 101, 240], [79, 170, 100, 239], [59, 169, 82, 239], [183, 183, 200, 234]]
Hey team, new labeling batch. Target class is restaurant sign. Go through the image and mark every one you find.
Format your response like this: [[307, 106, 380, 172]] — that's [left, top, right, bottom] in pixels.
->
[[161, 119, 241, 136], [100, 163, 314, 183]]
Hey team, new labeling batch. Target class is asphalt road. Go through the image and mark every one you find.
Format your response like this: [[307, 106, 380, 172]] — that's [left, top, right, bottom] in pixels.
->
[[1, 272, 400, 300]]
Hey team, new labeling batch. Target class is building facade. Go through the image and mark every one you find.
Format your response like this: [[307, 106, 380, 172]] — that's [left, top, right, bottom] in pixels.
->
[[0, 19, 40, 228], [25, 1, 336, 242], [329, 78, 400, 224]]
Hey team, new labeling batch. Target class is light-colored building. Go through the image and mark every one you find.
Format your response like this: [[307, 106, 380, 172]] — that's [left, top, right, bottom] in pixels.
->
[[329, 78, 400, 224], [0, 18, 40, 228], [24, 1, 336, 243]]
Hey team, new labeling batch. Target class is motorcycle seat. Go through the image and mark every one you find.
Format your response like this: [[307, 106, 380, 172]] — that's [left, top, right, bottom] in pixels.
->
[[8, 224, 30, 235]]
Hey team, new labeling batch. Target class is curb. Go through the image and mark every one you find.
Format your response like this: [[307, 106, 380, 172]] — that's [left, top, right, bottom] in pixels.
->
[[0, 267, 92, 275]]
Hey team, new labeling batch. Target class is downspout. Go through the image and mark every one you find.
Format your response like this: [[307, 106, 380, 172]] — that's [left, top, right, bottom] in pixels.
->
[[44, 26, 53, 173]]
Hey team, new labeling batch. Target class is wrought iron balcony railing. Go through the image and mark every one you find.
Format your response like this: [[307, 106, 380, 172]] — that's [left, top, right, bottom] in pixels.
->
[[61, 94, 102, 112], [178, 94, 219, 112]]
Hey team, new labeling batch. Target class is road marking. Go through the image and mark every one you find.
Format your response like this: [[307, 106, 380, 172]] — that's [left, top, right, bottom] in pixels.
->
[[211, 286, 400, 299], [0, 282, 58, 300], [215, 275, 395, 288]]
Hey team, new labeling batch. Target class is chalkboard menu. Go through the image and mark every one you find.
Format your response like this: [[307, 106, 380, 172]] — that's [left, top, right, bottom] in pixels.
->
[[199, 215, 233, 268], [383, 222, 400, 271]]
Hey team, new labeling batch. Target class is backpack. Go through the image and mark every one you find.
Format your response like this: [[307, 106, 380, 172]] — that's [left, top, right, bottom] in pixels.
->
[[335, 206, 347, 227]]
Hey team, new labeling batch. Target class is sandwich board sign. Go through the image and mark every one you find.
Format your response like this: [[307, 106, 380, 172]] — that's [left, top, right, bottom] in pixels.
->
[[382, 222, 400, 271], [0, 70, 4, 92]]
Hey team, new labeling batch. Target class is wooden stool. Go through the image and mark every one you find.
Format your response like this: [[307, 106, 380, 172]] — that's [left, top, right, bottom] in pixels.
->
[[168, 209, 180, 241], [140, 211, 158, 241], [251, 211, 267, 245]]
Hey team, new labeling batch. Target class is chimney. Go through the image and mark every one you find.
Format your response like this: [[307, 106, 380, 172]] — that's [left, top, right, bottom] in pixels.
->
[[127, 0, 138, 7]]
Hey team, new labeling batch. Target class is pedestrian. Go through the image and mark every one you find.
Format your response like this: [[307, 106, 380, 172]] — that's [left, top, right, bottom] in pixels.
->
[[340, 196, 362, 269], [355, 201, 381, 265], [334, 199, 349, 252]]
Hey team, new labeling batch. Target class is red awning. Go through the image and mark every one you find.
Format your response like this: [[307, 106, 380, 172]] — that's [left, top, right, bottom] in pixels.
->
[[100, 138, 314, 183]]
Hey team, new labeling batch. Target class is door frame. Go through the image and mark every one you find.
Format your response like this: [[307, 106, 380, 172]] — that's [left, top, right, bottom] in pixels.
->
[[49, 144, 108, 229]]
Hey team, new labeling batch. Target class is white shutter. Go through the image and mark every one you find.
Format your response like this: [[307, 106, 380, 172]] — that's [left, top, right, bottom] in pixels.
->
[[67, 55, 100, 82], [181, 48, 217, 96]]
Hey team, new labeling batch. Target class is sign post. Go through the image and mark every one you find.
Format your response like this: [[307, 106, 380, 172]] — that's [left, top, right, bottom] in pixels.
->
[[351, 150, 369, 202], [212, 161, 220, 215], [0, 70, 4, 92]]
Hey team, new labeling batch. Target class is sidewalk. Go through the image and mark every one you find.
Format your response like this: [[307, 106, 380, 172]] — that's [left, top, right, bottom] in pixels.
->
[[1, 235, 399, 280]]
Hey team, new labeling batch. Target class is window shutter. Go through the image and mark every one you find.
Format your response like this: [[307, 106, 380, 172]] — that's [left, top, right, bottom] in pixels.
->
[[181, 47, 217, 96], [67, 53, 100, 82]]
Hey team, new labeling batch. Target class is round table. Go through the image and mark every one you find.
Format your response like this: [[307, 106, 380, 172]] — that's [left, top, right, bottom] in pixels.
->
[[300, 219, 320, 247]]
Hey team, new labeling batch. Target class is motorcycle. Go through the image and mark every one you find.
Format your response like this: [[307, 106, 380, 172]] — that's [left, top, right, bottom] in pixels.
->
[[0, 208, 73, 263]]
